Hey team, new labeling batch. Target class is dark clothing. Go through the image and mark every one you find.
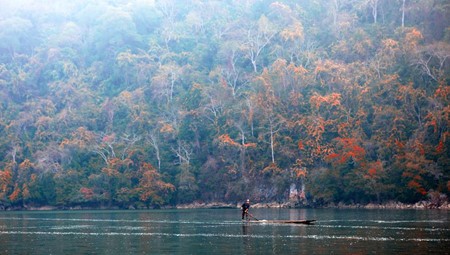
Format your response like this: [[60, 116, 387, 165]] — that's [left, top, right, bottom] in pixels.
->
[[241, 202, 250, 220]]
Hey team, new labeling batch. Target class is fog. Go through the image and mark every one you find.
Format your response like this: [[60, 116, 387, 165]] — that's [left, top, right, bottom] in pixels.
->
[[0, 0, 448, 209]]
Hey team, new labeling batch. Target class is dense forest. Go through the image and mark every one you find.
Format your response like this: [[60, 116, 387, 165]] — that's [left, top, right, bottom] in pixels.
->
[[0, 0, 449, 209]]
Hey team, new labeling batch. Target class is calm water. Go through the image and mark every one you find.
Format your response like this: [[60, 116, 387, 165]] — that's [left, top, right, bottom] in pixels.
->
[[0, 208, 448, 254]]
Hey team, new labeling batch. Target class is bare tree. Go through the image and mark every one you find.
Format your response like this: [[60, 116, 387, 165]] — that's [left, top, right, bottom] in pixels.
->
[[369, 0, 379, 24], [146, 131, 161, 171], [172, 141, 192, 166], [220, 49, 248, 98], [413, 42, 450, 82], [243, 15, 278, 73], [259, 114, 285, 164], [151, 63, 184, 104], [121, 133, 141, 160]]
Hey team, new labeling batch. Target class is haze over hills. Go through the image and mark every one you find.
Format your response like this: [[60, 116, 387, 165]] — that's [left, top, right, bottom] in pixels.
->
[[0, 0, 448, 209]]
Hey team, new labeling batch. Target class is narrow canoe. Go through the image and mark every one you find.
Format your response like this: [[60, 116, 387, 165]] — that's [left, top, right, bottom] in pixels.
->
[[244, 219, 316, 225]]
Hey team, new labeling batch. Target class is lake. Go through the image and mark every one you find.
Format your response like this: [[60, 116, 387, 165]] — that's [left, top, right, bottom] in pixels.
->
[[0, 208, 448, 254]]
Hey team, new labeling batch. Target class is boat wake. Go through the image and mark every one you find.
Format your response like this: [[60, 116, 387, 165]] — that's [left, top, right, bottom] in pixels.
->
[[0, 230, 448, 242]]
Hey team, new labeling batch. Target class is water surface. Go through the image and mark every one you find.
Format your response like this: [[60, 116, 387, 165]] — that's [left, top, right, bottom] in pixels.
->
[[0, 208, 448, 254]]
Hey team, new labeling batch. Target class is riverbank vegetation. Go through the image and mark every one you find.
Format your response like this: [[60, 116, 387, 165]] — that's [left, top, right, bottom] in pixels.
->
[[0, 0, 449, 210]]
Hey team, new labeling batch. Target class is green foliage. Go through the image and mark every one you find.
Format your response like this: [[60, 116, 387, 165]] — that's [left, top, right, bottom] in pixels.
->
[[0, 17, 35, 59], [0, 0, 448, 209]]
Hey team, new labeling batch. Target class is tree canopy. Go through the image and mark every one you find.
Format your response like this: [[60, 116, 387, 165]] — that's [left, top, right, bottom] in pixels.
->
[[0, 0, 449, 209]]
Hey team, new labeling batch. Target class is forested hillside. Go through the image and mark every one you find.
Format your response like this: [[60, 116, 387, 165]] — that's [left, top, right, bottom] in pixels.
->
[[0, 0, 449, 209]]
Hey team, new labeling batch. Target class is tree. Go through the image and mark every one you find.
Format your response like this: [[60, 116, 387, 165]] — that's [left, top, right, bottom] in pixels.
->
[[100, 157, 132, 207], [243, 15, 278, 73], [411, 42, 450, 83], [217, 131, 256, 176], [146, 130, 162, 171], [175, 163, 199, 204], [363, 160, 389, 203], [88, 7, 141, 62], [136, 163, 175, 207], [151, 63, 185, 105], [7, 159, 37, 205], [254, 70, 285, 164], [0, 165, 13, 205], [0, 17, 34, 59], [372, 38, 400, 79], [154, 0, 186, 49], [212, 38, 251, 98]]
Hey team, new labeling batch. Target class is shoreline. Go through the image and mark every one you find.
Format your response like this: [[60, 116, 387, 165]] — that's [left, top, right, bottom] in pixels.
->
[[1, 200, 448, 211], [177, 200, 450, 210]]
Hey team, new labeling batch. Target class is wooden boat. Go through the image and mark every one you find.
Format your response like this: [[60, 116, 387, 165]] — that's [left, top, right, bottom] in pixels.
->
[[244, 219, 316, 225]]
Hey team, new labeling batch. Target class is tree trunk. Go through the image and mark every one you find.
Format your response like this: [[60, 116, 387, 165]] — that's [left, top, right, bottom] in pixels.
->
[[270, 126, 275, 163], [401, 0, 406, 28]]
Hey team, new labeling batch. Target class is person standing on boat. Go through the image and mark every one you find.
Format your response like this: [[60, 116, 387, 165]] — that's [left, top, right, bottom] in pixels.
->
[[241, 199, 250, 220]]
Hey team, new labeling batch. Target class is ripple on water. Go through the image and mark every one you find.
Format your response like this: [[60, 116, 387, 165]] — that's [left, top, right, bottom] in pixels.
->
[[0, 230, 448, 242]]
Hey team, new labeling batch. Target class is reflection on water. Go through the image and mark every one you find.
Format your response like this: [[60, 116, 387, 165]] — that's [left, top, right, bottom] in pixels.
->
[[242, 224, 248, 235], [0, 209, 448, 254]]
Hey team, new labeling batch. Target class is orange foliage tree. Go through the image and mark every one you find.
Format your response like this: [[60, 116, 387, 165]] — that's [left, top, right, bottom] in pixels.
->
[[326, 138, 366, 166], [393, 140, 441, 198], [136, 163, 175, 207]]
